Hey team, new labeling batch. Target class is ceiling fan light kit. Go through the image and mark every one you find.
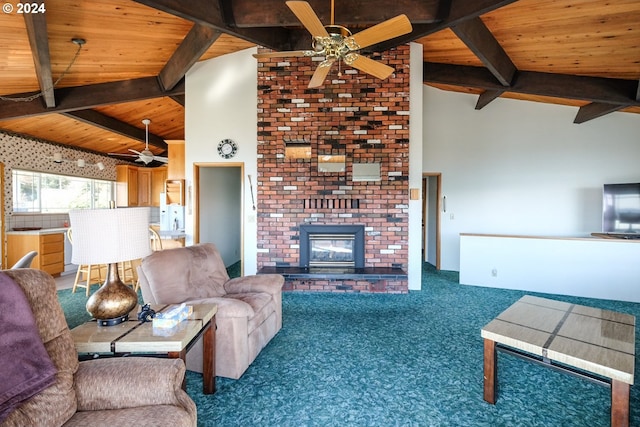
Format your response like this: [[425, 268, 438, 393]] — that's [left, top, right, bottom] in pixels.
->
[[108, 119, 168, 165], [254, 1, 412, 88]]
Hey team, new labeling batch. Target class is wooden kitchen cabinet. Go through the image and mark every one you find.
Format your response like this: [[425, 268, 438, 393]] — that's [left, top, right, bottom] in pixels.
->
[[7, 233, 65, 276], [151, 166, 167, 206], [137, 168, 151, 206], [116, 165, 167, 207], [116, 165, 138, 207]]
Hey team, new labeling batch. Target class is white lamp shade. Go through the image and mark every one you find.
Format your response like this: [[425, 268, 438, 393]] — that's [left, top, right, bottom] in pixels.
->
[[69, 207, 152, 265]]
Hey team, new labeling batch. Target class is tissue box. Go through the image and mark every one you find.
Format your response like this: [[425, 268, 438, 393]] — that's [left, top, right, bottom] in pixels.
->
[[152, 303, 192, 329]]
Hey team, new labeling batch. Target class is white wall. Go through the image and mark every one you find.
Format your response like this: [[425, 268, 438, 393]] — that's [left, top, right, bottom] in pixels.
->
[[460, 234, 640, 302], [423, 86, 640, 271], [407, 42, 423, 290], [185, 47, 259, 274]]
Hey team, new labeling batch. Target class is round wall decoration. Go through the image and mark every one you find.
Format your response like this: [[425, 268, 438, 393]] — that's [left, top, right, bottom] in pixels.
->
[[217, 139, 238, 159]]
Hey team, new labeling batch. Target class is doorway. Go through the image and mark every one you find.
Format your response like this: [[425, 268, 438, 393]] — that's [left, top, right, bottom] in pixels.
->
[[194, 163, 244, 275], [422, 173, 441, 270]]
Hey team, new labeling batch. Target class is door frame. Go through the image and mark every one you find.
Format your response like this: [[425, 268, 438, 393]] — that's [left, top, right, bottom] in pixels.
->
[[193, 162, 244, 275], [422, 172, 442, 270]]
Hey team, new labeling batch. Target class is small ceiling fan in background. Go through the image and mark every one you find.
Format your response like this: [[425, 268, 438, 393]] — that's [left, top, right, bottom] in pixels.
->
[[253, 0, 413, 88], [109, 119, 168, 165]]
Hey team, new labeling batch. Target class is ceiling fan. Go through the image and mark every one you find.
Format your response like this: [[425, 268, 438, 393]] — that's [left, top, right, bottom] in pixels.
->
[[109, 119, 168, 165], [253, 0, 413, 88]]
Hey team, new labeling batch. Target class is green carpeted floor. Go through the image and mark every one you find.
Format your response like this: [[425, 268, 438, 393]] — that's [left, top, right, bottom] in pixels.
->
[[58, 263, 640, 427]]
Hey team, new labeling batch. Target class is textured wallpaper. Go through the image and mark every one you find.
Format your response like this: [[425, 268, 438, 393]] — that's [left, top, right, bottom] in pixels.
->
[[0, 130, 122, 228]]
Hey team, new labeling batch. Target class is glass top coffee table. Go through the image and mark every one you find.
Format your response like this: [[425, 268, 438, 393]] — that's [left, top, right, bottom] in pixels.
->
[[71, 303, 217, 394], [482, 295, 635, 427]]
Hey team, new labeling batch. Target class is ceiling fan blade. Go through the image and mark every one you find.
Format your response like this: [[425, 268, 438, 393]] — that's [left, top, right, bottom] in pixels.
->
[[346, 54, 395, 80], [253, 50, 319, 59], [349, 14, 413, 50], [153, 156, 169, 164], [286, 1, 329, 38], [128, 148, 143, 155], [308, 58, 335, 88]]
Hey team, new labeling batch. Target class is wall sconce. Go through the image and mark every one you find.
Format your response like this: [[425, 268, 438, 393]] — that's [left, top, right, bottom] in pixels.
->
[[49, 153, 106, 170]]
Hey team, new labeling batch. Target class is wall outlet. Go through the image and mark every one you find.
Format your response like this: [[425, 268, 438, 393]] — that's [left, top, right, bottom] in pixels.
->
[[450, 213, 454, 220], [491, 268, 498, 277]]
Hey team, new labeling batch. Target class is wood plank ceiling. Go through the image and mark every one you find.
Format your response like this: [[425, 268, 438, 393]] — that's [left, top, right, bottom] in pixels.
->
[[0, 0, 638, 162]]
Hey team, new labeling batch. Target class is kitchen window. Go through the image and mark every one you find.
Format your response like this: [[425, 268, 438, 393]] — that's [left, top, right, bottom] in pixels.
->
[[12, 169, 114, 213]]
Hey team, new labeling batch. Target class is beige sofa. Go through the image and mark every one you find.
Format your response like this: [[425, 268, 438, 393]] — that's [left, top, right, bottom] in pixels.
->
[[0, 269, 196, 427], [137, 243, 284, 379]]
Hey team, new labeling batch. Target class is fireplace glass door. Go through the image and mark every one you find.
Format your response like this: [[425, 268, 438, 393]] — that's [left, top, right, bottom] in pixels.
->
[[308, 234, 355, 267]]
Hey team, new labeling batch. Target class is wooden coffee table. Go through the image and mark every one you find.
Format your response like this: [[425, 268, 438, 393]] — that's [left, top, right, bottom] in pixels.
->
[[70, 303, 217, 394], [482, 295, 635, 427]]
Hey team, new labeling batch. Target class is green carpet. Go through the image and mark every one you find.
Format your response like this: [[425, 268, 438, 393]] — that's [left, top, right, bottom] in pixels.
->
[[58, 264, 640, 426]]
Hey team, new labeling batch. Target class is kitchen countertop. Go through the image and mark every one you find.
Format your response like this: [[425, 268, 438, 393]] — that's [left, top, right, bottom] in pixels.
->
[[158, 230, 186, 239], [7, 227, 186, 239], [6, 227, 69, 235]]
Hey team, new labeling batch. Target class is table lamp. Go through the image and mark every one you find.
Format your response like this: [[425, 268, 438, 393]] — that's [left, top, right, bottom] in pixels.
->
[[69, 206, 151, 326]]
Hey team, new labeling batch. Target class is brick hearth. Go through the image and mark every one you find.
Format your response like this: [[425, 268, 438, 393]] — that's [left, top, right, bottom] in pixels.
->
[[256, 45, 410, 293]]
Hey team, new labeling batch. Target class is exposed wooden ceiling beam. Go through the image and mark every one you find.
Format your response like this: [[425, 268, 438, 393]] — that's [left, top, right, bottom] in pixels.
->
[[573, 103, 626, 124], [169, 94, 185, 107], [451, 17, 516, 86], [424, 62, 639, 122], [374, 0, 519, 52], [132, 0, 291, 50], [62, 110, 168, 150], [475, 89, 505, 109], [228, 0, 444, 27], [158, 24, 221, 91], [0, 77, 185, 120], [23, 3, 55, 108]]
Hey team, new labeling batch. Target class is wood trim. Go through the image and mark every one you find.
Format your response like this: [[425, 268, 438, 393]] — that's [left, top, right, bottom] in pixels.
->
[[460, 233, 640, 243], [423, 173, 442, 270], [1, 162, 4, 269], [193, 162, 245, 276]]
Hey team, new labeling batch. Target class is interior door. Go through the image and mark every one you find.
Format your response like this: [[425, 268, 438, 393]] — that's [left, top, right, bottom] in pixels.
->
[[194, 163, 244, 274], [422, 173, 441, 269]]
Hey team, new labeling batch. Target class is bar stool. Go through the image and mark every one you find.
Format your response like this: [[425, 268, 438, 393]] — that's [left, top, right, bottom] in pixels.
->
[[67, 228, 105, 296]]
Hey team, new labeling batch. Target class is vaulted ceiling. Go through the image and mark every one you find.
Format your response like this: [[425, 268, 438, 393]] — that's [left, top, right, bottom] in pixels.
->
[[0, 0, 638, 162]]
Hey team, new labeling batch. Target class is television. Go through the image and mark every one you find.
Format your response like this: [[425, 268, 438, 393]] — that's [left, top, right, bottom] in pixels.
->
[[603, 183, 640, 236]]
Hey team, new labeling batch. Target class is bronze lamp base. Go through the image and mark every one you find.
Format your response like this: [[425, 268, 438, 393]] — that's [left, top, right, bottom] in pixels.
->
[[86, 263, 137, 326]]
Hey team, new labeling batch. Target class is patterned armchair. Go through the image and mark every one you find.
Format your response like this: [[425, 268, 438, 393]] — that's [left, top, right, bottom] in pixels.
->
[[0, 269, 196, 427]]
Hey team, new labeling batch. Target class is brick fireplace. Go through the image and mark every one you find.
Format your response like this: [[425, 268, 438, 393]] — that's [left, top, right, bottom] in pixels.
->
[[256, 44, 410, 293]]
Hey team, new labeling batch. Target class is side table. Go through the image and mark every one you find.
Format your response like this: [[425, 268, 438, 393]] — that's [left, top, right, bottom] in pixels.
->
[[70, 303, 217, 394]]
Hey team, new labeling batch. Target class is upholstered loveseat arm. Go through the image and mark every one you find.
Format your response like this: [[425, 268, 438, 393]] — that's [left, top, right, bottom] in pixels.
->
[[74, 358, 193, 411], [224, 274, 284, 296]]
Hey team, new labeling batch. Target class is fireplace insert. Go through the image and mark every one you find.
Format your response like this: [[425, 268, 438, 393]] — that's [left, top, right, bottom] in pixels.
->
[[299, 225, 365, 268]]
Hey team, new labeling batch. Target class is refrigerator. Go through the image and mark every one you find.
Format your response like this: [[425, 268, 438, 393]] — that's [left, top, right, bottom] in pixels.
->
[[159, 193, 185, 231]]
